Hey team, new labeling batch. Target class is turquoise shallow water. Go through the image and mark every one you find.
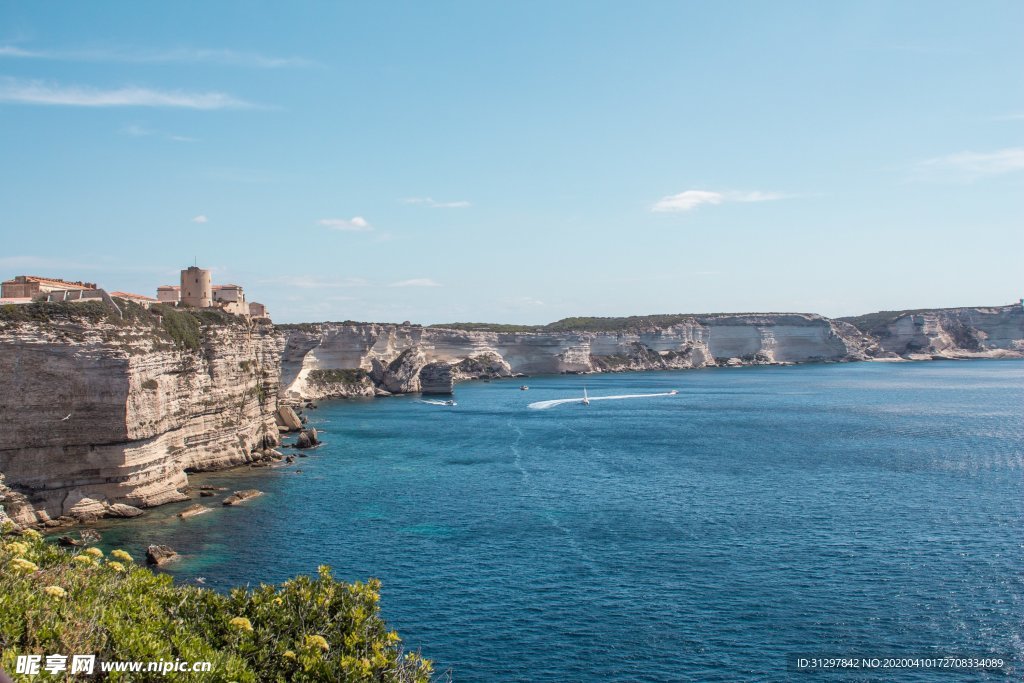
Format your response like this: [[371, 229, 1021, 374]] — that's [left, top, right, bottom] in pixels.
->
[[96, 361, 1024, 681]]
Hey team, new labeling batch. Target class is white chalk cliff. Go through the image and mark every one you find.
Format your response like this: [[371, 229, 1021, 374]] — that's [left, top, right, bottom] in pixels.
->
[[0, 307, 282, 526], [279, 313, 874, 399]]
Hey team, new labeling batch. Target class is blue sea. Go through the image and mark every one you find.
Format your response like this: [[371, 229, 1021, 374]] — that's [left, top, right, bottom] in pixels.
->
[[97, 361, 1024, 681]]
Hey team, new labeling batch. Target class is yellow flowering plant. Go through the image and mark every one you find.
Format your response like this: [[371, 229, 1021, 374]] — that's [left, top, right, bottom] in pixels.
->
[[0, 524, 433, 683]]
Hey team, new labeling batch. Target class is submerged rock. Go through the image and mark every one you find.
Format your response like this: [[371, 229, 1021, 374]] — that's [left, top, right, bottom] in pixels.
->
[[178, 504, 212, 519], [80, 528, 101, 544], [222, 489, 263, 506]]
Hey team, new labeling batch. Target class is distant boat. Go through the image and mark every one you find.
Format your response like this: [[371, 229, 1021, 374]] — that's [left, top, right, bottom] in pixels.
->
[[520, 385, 529, 391], [445, 400, 457, 406], [582, 387, 590, 406], [669, 390, 678, 395]]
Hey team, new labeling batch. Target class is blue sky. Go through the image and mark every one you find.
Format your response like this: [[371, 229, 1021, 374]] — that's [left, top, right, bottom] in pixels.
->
[[0, 1, 1021, 324]]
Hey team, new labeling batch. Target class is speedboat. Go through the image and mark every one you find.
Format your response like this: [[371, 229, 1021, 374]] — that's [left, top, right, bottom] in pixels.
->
[[669, 390, 678, 395], [581, 387, 590, 406], [444, 400, 457, 406], [520, 385, 529, 391]]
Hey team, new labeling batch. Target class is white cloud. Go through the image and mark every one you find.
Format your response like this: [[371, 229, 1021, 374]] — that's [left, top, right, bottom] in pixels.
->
[[389, 278, 441, 288], [0, 44, 314, 68], [652, 189, 787, 212], [318, 216, 372, 231], [0, 46, 34, 57], [916, 147, 1024, 179], [0, 77, 255, 109], [191, 215, 208, 223], [120, 124, 197, 142], [401, 197, 471, 208]]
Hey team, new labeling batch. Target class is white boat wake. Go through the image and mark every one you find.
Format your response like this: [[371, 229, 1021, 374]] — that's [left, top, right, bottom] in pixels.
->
[[527, 391, 678, 410]]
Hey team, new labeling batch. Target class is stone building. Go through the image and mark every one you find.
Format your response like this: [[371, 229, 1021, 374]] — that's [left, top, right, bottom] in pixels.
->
[[154, 265, 269, 319], [212, 284, 247, 316], [1, 275, 97, 299], [156, 285, 180, 303], [180, 266, 212, 308]]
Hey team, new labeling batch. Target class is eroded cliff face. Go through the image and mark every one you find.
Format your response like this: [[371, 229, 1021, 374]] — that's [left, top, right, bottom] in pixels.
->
[[279, 313, 871, 399], [0, 312, 282, 526], [841, 305, 1024, 359]]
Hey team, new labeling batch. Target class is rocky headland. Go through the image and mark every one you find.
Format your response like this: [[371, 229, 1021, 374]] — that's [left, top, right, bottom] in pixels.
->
[[0, 301, 283, 527], [1, 300, 1022, 527], [278, 304, 1024, 400]]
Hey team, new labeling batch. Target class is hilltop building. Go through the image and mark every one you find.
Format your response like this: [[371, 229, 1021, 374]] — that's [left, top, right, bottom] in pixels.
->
[[155, 266, 269, 319], [156, 285, 180, 303], [109, 291, 159, 306], [1, 275, 97, 300]]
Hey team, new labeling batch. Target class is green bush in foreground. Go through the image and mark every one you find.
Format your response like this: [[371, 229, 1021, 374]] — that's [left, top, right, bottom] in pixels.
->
[[0, 527, 433, 682]]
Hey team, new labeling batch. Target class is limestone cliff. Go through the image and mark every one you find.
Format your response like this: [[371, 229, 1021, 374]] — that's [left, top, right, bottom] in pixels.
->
[[0, 303, 282, 526], [277, 313, 872, 399], [839, 304, 1024, 359]]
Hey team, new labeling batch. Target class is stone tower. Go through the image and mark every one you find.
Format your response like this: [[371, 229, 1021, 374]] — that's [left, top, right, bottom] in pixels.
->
[[180, 266, 212, 308]]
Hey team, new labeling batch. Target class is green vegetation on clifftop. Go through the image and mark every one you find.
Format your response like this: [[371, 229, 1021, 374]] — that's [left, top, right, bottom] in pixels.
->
[[0, 526, 433, 682]]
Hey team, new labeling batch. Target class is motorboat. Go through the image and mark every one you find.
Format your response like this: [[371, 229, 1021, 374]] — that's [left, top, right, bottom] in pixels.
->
[[582, 387, 590, 406]]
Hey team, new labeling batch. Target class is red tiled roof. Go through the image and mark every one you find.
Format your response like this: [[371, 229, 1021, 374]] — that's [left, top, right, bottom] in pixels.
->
[[111, 291, 158, 302], [2, 275, 97, 290]]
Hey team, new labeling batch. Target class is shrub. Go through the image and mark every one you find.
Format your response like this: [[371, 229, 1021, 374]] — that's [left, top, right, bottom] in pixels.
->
[[152, 305, 202, 352], [307, 369, 368, 385], [0, 527, 433, 682]]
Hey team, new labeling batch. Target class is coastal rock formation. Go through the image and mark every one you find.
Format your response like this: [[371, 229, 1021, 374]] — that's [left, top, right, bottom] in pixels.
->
[[419, 362, 455, 395], [178, 503, 212, 519], [275, 406, 303, 432], [452, 352, 515, 381], [0, 304, 282, 526], [370, 347, 426, 394], [840, 305, 1024, 359], [222, 489, 264, 506], [295, 429, 319, 449], [146, 544, 179, 566], [277, 313, 872, 399]]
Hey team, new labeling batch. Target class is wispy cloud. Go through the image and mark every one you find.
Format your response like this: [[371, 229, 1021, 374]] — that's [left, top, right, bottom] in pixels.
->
[[0, 44, 315, 68], [0, 46, 34, 58], [120, 124, 197, 142], [191, 215, 208, 224], [389, 278, 441, 288], [318, 217, 372, 231], [0, 77, 255, 109], [651, 189, 787, 212], [915, 147, 1024, 180], [401, 197, 471, 209]]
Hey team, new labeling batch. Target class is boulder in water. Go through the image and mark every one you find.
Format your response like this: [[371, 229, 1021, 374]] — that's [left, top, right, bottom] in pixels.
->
[[146, 544, 179, 566], [222, 489, 263, 506]]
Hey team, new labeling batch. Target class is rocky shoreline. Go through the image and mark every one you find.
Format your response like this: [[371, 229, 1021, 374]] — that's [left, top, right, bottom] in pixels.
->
[[1, 301, 1022, 531], [278, 304, 1024, 401]]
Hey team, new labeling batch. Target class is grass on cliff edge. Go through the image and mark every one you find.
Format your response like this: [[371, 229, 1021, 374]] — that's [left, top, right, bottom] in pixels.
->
[[0, 526, 433, 682]]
